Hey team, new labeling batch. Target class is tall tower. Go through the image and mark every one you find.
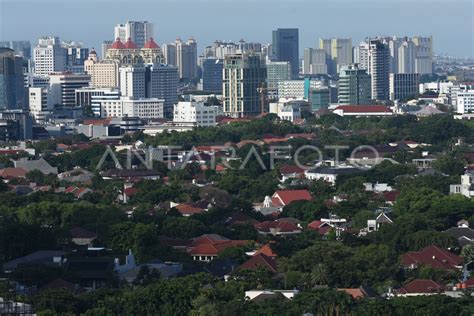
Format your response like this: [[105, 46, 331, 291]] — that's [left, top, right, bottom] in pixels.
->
[[338, 64, 371, 105], [0, 47, 25, 110], [222, 53, 266, 118], [114, 21, 154, 48], [368, 39, 390, 101], [272, 28, 299, 78], [33, 36, 67, 76]]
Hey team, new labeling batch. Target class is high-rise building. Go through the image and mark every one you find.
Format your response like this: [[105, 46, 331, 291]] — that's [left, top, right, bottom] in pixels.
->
[[11, 41, 31, 59], [223, 53, 266, 117], [0, 110, 33, 140], [272, 28, 299, 78], [266, 61, 291, 95], [309, 87, 330, 112], [319, 38, 352, 74], [162, 43, 177, 65], [28, 87, 51, 123], [147, 64, 179, 118], [202, 58, 223, 93], [354, 41, 370, 70], [114, 21, 154, 48], [389, 73, 420, 101], [75, 87, 121, 117], [0, 48, 26, 110], [62, 41, 89, 71], [303, 48, 327, 75], [33, 36, 67, 76], [368, 39, 390, 101], [175, 37, 197, 80], [397, 40, 416, 74], [456, 89, 474, 114], [101, 40, 113, 60], [412, 36, 433, 75], [338, 64, 371, 105], [119, 66, 146, 98], [278, 79, 323, 100], [49, 72, 90, 107], [106, 37, 164, 66], [84, 49, 120, 88]]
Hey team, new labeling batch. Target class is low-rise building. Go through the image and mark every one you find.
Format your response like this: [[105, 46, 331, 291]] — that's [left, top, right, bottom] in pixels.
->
[[450, 170, 474, 198], [173, 101, 217, 127], [332, 105, 393, 117]]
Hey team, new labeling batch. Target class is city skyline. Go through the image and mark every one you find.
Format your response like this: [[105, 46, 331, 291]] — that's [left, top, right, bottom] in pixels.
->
[[0, 0, 473, 58]]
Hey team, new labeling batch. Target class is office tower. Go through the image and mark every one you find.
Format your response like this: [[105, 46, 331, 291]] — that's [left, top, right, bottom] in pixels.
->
[[202, 58, 223, 93], [457, 89, 474, 114], [389, 73, 420, 101], [338, 64, 371, 105], [48, 72, 90, 107], [174, 37, 197, 79], [0, 110, 33, 140], [319, 38, 352, 74], [368, 39, 390, 101], [277, 79, 323, 100], [101, 40, 113, 60], [0, 48, 25, 110], [119, 66, 146, 98], [266, 61, 291, 96], [354, 41, 369, 70], [114, 21, 154, 48], [75, 87, 121, 117], [397, 40, 416, 74], [223, 53, 266, 117], [84, 49, 120, 88], [309, 87, 330, 112], [28, 87, 51, 123], [105, 37, 164, 66], [303, 48, 327, 75], [412, 36, 433, 75], [147, 64, 179, 118], [33, 36, 67, 76], [62, 41, 89, 71], [11, 41, 31, 59], [272, 28, 299, 78], [162, 43, 177, 65]]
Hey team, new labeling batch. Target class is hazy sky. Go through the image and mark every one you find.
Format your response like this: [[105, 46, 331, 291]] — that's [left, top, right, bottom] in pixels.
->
[[0, 0, 473, 57]]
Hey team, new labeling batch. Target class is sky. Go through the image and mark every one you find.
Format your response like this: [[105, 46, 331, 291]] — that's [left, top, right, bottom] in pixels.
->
[[0, 0, 473, 58]]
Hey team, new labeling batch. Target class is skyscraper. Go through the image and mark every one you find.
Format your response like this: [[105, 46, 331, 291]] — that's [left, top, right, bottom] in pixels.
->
[[162, 43, 177, 65], [0, 48, 25, 110], [84, 49, 120, 88], [266, 61, 291, 96], [114, 21, 154, 48], [119, 66, 146, 98], [202, 58, 223, 93], [303, 48, 327, 75], [147, 64, 179, 118], [319, 38, 352, 75], [338, 64, 371, 105], [412, 36, 433, 75], [33, 36, 67, 76], [48, 72, 90, 107], [368, 39, 390, 101], [272, 28, 299, 78], [223, 53, 266, 117], [389, 73, 420, 101], [175, 38, 197, 80], [354, 41, 370, 70]]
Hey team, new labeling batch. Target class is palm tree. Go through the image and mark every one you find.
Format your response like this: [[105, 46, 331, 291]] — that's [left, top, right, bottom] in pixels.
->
[[310, 264, 329, 288]]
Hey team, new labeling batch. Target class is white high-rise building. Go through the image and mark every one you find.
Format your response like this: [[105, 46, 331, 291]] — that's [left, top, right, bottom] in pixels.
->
[[397, 40, 416, 74], [319, 38, 352, 74], [412, 36, 433, 75], [162, 43, 177, 65], [457, 90, 474, 114], [119, 66, 146, 98], [33, 36, 67, 76], [28, 87, 51, 123], [173, 101, 217, 127], [49, 72, 90, 107], [354, 41, 370, 70], [114, 21, 154, 48], [303, 48, 327, 75]]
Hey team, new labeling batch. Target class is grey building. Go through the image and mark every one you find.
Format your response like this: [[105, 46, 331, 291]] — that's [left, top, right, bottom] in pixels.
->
[[147, 64, 179, 118], [202, 58, 223, 93], [272, 28, 299, 78], [389, 73, 420, 101], [0, 48, 25, 110], [368, 39, 390, 101], [338, 64, 371, 105]]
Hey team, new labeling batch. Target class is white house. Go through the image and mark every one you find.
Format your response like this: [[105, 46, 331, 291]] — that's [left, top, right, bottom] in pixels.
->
[[305, 166, 361, 185], [450, 170, 474, 198]]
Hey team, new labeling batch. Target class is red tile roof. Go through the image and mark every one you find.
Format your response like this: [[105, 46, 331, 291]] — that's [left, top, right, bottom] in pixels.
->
[[256, 220, 301, 234], [307, 221, 332, 235], [399, 279, 443, 294], [254, 243, 277, 258], [401, 245, 463, 270], [279, 165, 305, 175], [188, 240, 249, 256], [272, 190, 312, 206], [236, 253, 277, 273], [383, 191, 400, 203], [124, 38, 138, 49], [110, 37, 126, 49], [334, 105, 392, 113], [175, 204, 205, 216], [0, 167, 28, 178], [143, 37, 159, 49], [338, 288, 366, 299], [124, 187, 139, 197]]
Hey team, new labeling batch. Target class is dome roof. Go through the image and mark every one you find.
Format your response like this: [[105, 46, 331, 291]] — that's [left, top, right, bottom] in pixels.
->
[[144, 37, 159, 49], [89, 47, 97, 55], [124, 38, 138, 49], [110, 38, 125, 49]]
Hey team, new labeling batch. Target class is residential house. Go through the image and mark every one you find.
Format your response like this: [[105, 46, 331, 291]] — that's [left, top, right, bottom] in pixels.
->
[[64, 186, 93, 199], [58, 167, 93, 184], [400, 245, 463, 271], [337, 286, 377, 299], [256, 219, 302, 236], [332, 105, 393, 117], [394, 279, 444, 297], [70, 227, 98, 246], [305, 166, 361, 185], [359, 212, 393, 236], [2, 250, 65, 273], [307, 220, 333, 237], [101, 169, 161, 181], [245, 290, 299, 302], [186, 234, 251, 262], [0, 167, 28, 179], [255, 189, 312, 214], [364, 182, 393, 192], [412, 152, 438, 169], [450, 170, 474, 198], [279, 165, 305, 183], [444, 220, 474, 247], [13, 158, 58, 175], [235, 253, 278, 273]]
